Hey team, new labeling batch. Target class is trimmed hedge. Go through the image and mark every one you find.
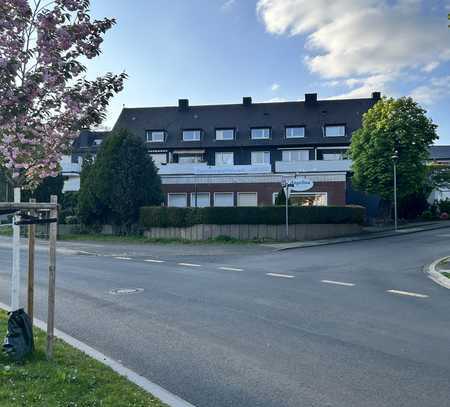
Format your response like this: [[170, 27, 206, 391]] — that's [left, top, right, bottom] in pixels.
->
[[140, 206, 366, 228]]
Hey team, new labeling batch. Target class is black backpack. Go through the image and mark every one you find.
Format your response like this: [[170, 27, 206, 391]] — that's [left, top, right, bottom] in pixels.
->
[[3, 309, 34, 361]]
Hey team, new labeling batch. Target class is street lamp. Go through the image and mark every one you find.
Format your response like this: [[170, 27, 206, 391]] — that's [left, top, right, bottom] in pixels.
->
[[392, 150, 399, 231]]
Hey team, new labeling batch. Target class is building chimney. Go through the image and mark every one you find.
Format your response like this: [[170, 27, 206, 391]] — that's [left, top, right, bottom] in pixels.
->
[[372, 92, 381, 101], [243, 97, 252, 106], [178, 99, 189, 111], [305, 93, 318, 105]]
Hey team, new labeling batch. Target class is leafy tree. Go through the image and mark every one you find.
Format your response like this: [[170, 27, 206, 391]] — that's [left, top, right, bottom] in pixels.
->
[[78, 130, 163, 232], [0, 0, 126, 189], [21, 173, 64, 202], [350, 97, 438, 204]]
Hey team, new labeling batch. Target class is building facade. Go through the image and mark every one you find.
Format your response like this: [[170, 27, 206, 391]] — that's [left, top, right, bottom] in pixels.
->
[[62, 92, 382, 207], [428, 145, 450, 202]]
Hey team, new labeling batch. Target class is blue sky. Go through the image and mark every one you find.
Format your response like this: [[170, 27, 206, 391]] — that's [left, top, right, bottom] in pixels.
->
[[87, 0, 450, 144]]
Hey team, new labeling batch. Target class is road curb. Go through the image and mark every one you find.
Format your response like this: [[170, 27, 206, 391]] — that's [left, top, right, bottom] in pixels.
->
[[0, 302, 196, 407], [424, 257, 450, 290], [272, 223, 450, 251]]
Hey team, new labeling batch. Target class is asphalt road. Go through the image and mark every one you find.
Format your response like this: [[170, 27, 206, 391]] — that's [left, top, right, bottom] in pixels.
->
[[0, 229, 450, 407]]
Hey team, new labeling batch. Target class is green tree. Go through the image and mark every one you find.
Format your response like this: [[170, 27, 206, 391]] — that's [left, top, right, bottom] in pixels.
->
[[78, 130, 163, 232], [21, 174, 65, 203], [350, 97, 438, 205], [274, 189, 291, 205]]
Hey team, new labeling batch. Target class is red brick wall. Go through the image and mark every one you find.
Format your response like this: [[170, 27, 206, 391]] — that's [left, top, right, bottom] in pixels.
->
[[162, 181, 346, 206]]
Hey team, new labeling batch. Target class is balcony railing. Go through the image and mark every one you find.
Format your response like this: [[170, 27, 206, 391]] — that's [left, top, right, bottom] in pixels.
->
[[158, 163, 272, 176], [275, 160, 352, 173]]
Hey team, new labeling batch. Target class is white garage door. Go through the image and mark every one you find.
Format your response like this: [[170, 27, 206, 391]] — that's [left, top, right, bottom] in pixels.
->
[[237, 192, 258, 207], [214, 192, 234, 207], [168, 193, 187, 207]]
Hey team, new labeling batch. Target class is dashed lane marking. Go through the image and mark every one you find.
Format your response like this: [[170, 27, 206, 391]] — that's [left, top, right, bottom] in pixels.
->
[[145, 259, 165, 263], [321, 280, 355, 287], [178, 263, 202, 268], [266, 273, 295, 279], [115, 257, 132, 260], [387, 290, 429, 298], [219, 267, 244, 272]]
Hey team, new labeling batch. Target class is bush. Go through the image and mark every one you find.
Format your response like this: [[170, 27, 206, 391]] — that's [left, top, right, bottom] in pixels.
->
[[140, 206, 366, 228], [438, 199, 450, 214], [421, 210, 434, 221]]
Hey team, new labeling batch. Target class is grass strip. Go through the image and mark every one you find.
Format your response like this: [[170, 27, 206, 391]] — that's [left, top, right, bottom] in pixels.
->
[[0, 310, 167, 407]]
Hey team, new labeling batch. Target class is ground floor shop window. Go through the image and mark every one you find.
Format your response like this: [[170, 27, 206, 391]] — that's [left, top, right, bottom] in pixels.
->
[[290, 192, 328, 206], [237, 192, 258, 207], [191, 192, 210, 208], [214, 192, 234, 207], [167, 193, 188, 207]]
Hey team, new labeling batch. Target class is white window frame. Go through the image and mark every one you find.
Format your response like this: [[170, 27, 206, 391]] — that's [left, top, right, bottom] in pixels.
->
[[167, 193, 188, 208], [251, 128, 271, 140], [182, 130, 202, 142], [149, 153, 167, 166], [213, 192, 234, 207], [215, 129, 235, 141], [215, 152, 234, 166], [146, 131, 166, 143], [251, 151, 271, 165], [324, 125, 346, 138], [237, 192, 258, 207], [285, 127, 305, 139], [282, 150, 310, 162], [190, 192, 210, 208]]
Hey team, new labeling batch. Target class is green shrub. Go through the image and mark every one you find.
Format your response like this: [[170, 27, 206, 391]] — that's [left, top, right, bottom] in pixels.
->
[[140, 206, 366, 228], [438, 199, 450, 214], [421, 210, 434, 221]]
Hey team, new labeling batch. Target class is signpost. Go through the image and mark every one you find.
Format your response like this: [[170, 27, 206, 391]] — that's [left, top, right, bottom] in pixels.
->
[[282, 176, 314, 239]]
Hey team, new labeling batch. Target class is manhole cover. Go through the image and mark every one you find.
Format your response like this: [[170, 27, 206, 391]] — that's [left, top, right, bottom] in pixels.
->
[[109, 288, 144, 295]]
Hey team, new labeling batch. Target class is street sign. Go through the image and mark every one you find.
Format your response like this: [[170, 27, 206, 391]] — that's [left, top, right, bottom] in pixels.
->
[[289, 177, 314, 192]]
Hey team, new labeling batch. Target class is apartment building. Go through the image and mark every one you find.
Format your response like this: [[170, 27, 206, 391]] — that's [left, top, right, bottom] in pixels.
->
[[62, 92, 382, 206]]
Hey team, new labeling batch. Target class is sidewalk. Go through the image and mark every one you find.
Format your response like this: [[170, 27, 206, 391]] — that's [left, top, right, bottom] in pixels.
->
[[263, 221, 450, 251]]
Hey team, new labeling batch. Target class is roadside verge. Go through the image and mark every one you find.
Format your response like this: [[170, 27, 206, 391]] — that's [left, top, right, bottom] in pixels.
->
[[0, 302, 196, 407]]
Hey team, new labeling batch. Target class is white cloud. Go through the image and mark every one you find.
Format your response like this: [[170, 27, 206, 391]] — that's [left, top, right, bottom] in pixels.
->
[[257, 0, 450, 100], [221, 0, 236, 11], [263, 97, 287, 103], [410, 76, 450, 106], [271, 83, 280, 91]]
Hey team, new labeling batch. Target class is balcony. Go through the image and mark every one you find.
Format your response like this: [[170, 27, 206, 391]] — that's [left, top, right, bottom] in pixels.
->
[[275, 160, 352, 173], [60, 156, 81, 174], [158, 163, 272, 176]]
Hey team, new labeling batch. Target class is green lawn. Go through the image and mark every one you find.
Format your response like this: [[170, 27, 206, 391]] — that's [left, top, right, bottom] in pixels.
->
[[442, 272, 450, 279], [0, 310, 167, 407]]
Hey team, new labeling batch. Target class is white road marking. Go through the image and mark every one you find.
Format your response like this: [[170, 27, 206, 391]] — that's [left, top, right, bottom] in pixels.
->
[[321, 280, 355, 287], [266, 273, 295, 279], [115, 257, 132, 260], [387, 290, 429, 298], [178, 263, 202, 267], [219, 267, 244, 272], [145, 259, 165, 263]]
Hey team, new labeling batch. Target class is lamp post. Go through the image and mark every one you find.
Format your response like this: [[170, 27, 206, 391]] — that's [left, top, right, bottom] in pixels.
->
[[392, 150, 399, 231]]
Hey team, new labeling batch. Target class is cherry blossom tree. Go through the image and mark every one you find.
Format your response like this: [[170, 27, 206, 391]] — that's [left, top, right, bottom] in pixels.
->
[[0, 0, 127, 189]]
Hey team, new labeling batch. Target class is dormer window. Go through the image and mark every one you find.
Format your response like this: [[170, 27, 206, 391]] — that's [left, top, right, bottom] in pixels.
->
[[251, 128, 270, 140], [286, 127, 305, 139], [183, 130, 201, 141], [324, 125, 346, 137], [216, 129, 235, 141], [146, 130, 166, 143]]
